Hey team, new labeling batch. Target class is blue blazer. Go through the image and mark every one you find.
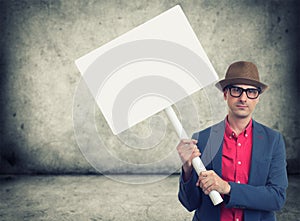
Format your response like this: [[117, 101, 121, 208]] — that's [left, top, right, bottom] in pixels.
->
[[178, 120, 288, 221]]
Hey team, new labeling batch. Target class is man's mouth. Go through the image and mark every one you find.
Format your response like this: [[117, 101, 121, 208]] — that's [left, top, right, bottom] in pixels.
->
[[236, 104, 248, 108]]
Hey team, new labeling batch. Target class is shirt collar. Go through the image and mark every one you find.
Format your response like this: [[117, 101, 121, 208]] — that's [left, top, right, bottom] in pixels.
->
[[225, 116, 253, 139]]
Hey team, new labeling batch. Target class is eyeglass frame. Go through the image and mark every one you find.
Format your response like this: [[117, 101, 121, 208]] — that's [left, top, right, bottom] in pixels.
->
[[224, 85, 262, 99]]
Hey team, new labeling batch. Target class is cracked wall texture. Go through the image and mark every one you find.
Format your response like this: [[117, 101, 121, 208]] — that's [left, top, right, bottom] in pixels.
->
[[0, 0, 299, 174]]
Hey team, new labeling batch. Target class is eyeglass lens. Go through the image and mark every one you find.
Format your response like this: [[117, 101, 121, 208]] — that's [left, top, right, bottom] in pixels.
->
[[229, 86, 260, 99]]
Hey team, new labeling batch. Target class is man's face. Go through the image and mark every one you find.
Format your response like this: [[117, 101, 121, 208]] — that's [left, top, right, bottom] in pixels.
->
[[224, 84, 260, 119]]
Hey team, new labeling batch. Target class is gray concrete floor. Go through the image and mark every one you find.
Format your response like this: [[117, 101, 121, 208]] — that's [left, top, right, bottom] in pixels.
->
[[0, 175, 299, 221]]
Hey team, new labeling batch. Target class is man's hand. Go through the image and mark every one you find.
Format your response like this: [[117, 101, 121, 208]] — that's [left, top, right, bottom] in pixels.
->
[[176, 139, 200, 181], [196, 170, 231, 195]]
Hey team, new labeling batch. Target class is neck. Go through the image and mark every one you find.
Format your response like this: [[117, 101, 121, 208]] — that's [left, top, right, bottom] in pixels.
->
[[227, 114, 252, 135]]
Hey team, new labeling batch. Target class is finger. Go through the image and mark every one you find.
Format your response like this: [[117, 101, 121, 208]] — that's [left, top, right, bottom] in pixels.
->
[[191, 139, 198, 144], [177, 143, 193, 154], [181, 145, 197, 156], [202, 180, 214, 195], [199, 172, 207, 182], [189, 142, 194, 149], [177, 142, 193, 153], [202, 178, 212, 189], [179, 149, 195, 164], [180, 139, 194, 144], [204, 188, 211, 195], [193, 147, 201, 155], [199, 171, 207, 178], [202, 180, 211, 191], [179, 139, 198, 148], [190, 148, 201, 160], [204, 184, 216, 195], [200, 170, 213, 177]]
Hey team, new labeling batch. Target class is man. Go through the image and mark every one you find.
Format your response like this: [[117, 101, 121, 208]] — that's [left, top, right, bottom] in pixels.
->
[[177, 61, 288, 221]]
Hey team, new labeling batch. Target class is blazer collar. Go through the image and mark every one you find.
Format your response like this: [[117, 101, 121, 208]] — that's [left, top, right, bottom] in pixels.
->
[[206, 120, 225, 176], [248, 120, 268, 185]]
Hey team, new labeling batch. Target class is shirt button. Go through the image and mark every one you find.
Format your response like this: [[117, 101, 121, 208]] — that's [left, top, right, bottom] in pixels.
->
[[236, 219, 239, 221], [238, 161, 242, 165], [245, 133, 248, 137], [229, 136, 232, 139], [237, 143, 241, 147], [237, 181, 241, 184]]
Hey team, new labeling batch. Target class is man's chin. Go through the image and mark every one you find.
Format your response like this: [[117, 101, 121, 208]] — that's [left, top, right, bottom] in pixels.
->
[[233, 110, 251, 119]]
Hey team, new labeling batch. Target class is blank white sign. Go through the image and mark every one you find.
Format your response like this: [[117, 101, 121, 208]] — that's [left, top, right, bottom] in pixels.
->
[[75, 5, 218, 135]]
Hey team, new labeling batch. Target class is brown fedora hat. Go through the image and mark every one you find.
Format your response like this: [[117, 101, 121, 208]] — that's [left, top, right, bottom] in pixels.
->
[[215, 61, 268, 93]]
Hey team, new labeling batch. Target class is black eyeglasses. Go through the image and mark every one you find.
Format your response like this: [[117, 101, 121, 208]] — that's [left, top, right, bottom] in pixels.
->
[[225, 85, 261, 99]]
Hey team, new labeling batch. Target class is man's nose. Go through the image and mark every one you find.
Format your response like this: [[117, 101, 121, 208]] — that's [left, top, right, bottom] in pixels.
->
[[239, 91, 248, 101]]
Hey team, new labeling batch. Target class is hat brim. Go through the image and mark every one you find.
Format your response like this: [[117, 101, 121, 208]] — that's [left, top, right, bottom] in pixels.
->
[[215, 78, 268, 93]]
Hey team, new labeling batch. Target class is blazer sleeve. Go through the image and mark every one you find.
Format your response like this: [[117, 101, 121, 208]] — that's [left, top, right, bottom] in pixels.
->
[[178, 169, 202, 212], [177, 131, 209, 212], [224, 132, 288, 211]]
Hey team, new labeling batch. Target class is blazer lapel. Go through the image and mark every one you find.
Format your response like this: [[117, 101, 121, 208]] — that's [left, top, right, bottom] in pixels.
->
[[205, 120, 225, 177], [248, 120, 268, 185]]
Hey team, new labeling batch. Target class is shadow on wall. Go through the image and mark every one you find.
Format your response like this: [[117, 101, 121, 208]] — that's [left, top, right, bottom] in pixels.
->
[[0, 1, 30, 174], [287, 1, 300, 175], [0, 2, 12, 171]]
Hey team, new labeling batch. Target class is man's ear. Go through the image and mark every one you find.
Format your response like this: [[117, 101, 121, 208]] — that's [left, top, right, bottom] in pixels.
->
[[223, 89, 228, 101]]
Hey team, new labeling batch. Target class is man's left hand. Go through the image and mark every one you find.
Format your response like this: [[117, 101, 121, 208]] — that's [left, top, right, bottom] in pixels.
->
[[196, 170, 231, 195]]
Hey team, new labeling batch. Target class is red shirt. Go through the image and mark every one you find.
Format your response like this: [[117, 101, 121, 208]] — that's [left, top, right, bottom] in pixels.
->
[[220, 118, 253, 221]]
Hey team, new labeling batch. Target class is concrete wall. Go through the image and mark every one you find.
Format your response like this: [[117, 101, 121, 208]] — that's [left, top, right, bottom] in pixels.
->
[[0, 0, 299, 174]]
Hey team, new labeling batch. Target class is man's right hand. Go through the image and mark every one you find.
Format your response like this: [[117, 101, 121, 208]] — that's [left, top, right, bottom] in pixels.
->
[[176, 139, 201, 181]]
